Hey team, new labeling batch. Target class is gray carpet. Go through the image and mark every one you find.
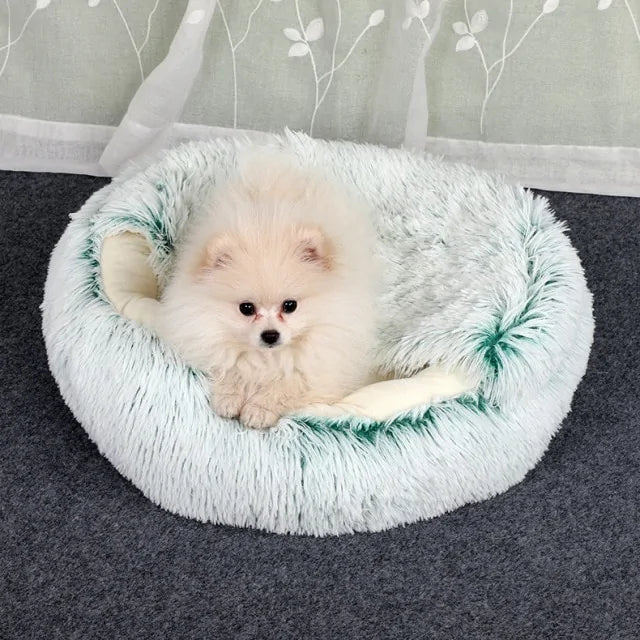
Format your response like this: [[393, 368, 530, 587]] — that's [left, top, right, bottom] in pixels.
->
[[1, 169, 638, 639]]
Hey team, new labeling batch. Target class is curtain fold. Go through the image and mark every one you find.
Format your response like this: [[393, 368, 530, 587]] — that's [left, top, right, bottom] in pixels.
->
[[99, 0, 217, 174]]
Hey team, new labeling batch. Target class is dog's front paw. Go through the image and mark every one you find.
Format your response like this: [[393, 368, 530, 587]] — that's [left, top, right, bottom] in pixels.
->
[[240, 403, 280, 429], [212, 392, 244, 419]]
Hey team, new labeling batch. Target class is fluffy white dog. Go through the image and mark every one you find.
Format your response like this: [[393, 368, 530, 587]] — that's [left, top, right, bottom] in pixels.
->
[[160, 153, 379, 428]]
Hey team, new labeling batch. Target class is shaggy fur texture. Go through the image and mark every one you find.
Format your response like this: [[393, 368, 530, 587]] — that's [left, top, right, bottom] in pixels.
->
[[41, 132, 593, 535], [159, 154, 378, 429]]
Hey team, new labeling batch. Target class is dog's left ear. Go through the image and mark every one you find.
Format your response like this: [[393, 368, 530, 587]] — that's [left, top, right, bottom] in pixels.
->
[[296, 225, 333, 270]]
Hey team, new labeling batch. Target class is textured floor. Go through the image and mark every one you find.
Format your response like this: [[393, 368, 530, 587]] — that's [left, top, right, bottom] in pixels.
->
[[1, 170, 639, 639]]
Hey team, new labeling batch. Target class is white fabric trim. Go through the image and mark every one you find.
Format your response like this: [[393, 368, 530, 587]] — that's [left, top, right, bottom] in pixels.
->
[[0, 115, 268, 176], [0, 114, 112, 176], [422, 137, 640, 198], [2, 114, 639, 197]]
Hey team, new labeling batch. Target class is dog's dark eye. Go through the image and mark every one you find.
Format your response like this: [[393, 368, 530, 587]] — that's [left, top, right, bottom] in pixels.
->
[[282, 300, 297, 314], [239, 302, 256, 316]]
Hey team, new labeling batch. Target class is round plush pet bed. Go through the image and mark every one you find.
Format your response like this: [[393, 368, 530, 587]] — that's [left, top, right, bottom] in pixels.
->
[[42, 132, 593, 535]]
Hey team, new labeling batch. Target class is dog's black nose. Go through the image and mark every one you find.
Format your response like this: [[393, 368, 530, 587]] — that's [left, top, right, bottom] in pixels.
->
[[260, 330, 280, 346]]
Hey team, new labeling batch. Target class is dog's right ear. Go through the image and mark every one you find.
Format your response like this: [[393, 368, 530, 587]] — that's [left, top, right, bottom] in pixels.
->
[[200, 233, 234, 272]]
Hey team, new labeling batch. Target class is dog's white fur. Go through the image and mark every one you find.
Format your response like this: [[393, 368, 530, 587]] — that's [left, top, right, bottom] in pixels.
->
[[159, 153, 378, 428]]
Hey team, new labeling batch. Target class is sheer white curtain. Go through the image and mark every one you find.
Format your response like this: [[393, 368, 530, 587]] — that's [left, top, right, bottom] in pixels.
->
[[100, 0, 449, 175], [2, 0, 640, 196]]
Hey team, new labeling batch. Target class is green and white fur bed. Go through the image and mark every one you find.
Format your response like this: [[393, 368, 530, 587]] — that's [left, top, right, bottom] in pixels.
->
[[42, 133, 594, 535]]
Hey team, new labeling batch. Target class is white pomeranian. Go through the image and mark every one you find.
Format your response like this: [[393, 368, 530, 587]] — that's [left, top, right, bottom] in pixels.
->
[[159, 152, 379, 429]]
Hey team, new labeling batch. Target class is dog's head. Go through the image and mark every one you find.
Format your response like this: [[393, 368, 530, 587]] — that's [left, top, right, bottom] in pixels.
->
[[196, 222, 337, 351]]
